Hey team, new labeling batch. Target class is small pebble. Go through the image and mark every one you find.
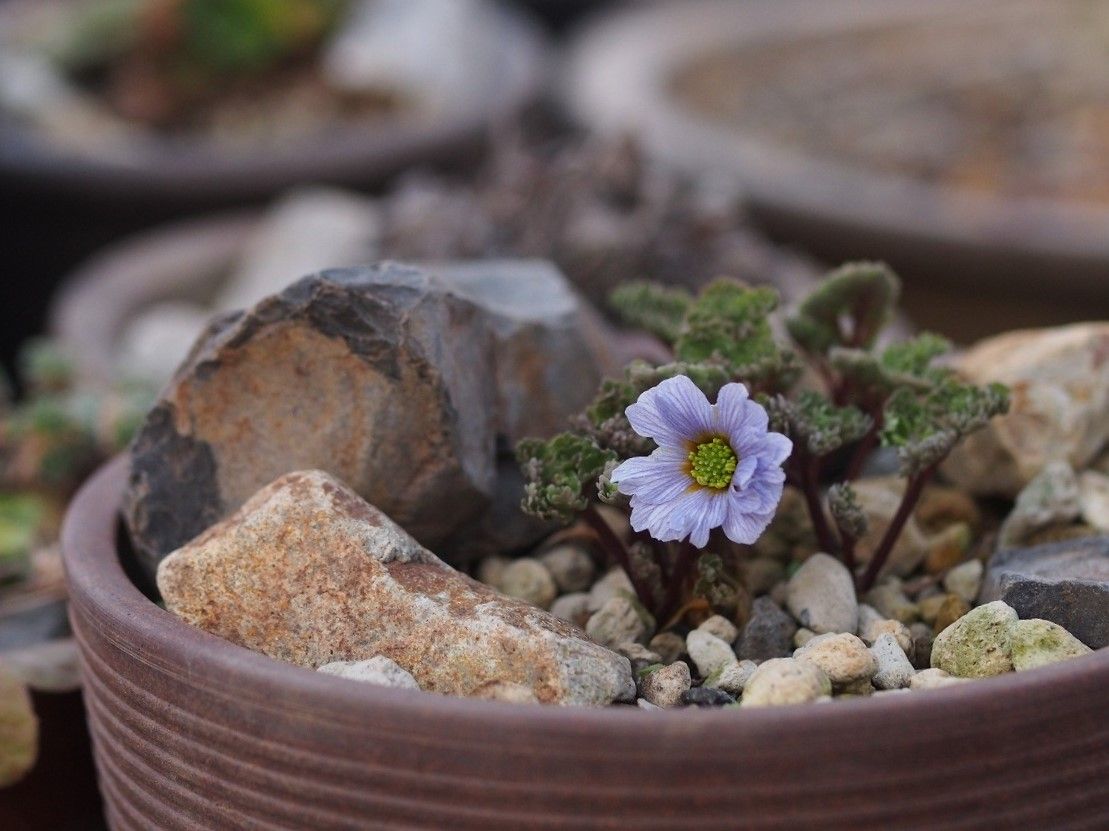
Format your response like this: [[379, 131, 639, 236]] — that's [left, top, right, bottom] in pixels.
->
[[1009, 619, 1092, 671], [785, 553, 858, 635], [698, 614, 739, 645], [475, 555, 510, 589], [741, 658, 832, 707], [931, 600, 1018, 678], [909, 668, 969, 691], [943, 560, 984, 605], [499, 558, 557, 609], [472, 682, 540, 704], [740, 557, 786, 595], [649, 632, 686, 664], [860, 619, 913, 654], [933, 594, 971, 634], [870, 634, 915, 690], [837, 678, 875, 696], [737, 596, 797, 661], [586, 596, 650, 649], [856, 603, 884, 634], [917, 594, 948, 626], [637, 697, 662, 711], [908, 622, 935, 669], [794, 633, 877, 687], [793, 627, 816, 649], [539, 544, 596, 593], [549, 592, 590, 626], [638, 662, 691, 708], [617, 642, 663, 672], [681, 686, 735, 707], [686, 629, 738, 678], [318, 656, 420, 690], [704, 660, 758, 695], [865, 581, 920, 624], [924, 522, 974, 574], [588, 567, 635, 612]]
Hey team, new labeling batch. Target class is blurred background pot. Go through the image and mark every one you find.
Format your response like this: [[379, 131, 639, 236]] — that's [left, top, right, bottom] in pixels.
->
[[565, 0, 1109, 341], [0, 0, 547, 378], [62, 456, 1109, 830]]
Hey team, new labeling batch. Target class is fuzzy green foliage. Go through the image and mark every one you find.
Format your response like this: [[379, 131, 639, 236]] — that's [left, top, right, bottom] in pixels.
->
[[829, 332, 953, 403], [827, 483, 867, 541], [516, 433, 617, 524], [786, 262, 899, 355], [692, 552, 741, 614], [881, 381, 1010, 476], [763, 391, 872, 457], [609, 282, 692, 344], [17, 339, 76, 396], [0, 493, 47, 584]]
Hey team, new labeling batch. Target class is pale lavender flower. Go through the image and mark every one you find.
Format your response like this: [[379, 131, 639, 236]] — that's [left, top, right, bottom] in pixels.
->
[[611, 376, 792, 548]]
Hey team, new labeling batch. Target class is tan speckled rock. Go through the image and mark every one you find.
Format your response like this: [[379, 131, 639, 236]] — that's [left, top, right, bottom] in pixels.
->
[[942, 323, 1109, 497], [786, 553, 858, 634], [1009, 619, 1092, 671], [930, 601, 1018, 678], [741, 658, 832, 707], [793, 633, 877, 686], [637, 662, 691, 708], [157, 470, 634, 706], [909, 668, 969, 691]]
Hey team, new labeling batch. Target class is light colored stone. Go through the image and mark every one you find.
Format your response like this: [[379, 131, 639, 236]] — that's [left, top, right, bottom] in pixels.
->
[[686, 629, 738, 678], [587, 567, 635, 612], [736, 596, 797, 661], [637, 662, 691, 708], [850, 477, 930, 576], [909, 668, 969, 691], [793, 628, 816, 649], [499, 558, 558, 610], [740, 557, 786, 595], [648, 632, 685, 664], [785, 553, 858, 635], [586, 596, 650, 649], [1077, 471, 1109, 532], [998, 462, 1082, 548], [860, 619, 913, 654], [856, 603, 884, 634], [930, 601, 1018, 678], [616, 642, 663, 666], [698, 615, 739, 645], [1009, 619, 1092, 671], [741, 658, 832, 707], [704, 660, 758, 695], [943, 560, 984, 605], [539, 544, 596, 593], [117, 301, 214, 386], [549, 592, 590, 626], [865, 582, 919, 625], [475, 555, 510, 589], [943, 323, 1109, 497], [794, 633, 877, 686], [637, 697, 661, 711], [869, 634, 915, 690], [217, 187, 381, 312], [0, 663, 37, 787], [318, 656, 420, 689], [157, 470, 634, 705], [918, 593, 949, 625]]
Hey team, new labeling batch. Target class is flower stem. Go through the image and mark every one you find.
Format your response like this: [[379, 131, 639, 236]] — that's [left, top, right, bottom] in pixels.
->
[[794, 449, 839, 556], [582, 504, 656, 612], [657, 540, 698, 624], [857, 464, 937, 592], [843, 418, 882, 482]]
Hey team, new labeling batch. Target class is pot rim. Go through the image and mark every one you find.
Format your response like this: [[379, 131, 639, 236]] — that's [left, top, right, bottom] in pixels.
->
[[563, 0, 1109, 293], [62, 455, 1109, 734], [0, 1, 547, 202]]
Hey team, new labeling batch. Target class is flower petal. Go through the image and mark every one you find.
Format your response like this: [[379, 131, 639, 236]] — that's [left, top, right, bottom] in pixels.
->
[[733, 453, 759, 489], [713, 382, 751, 436], [626, 375, 713, 447], [681, 490, 729, 548], [754, 432, 793, 466], [722, 497, 777, 545]]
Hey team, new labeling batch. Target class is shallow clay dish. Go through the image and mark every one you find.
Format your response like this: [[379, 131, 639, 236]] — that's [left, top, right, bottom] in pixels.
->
[[564, 0, 1109, 303], [62, 456, 1109, 830]]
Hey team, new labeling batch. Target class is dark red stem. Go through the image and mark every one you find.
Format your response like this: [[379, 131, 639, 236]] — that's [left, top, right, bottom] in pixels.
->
[[657, 540, 698, 624], [582, 505, 656, 613], [795, 450, 839, 556], [857, 464, 938, 592], [843, 419, 882, 482]]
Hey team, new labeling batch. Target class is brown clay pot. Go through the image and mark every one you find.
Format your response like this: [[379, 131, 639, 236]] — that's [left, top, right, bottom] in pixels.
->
[[564, 0, 1109, 340], [63, 456, 1109, 830]]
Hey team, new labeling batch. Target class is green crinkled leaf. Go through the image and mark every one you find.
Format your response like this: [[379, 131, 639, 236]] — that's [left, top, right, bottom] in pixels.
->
[[827, 482, 867, 540], [609, 282, 693, 344], [763, 391, 871, 457], [674, 280, 781, 368], [786, 262, 900, 355], [516, 433, 617, 524]]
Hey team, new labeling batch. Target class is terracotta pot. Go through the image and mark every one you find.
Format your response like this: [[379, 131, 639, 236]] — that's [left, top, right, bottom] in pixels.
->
[[564, 0, 1109, 340], [63, 456, 1109, 830]]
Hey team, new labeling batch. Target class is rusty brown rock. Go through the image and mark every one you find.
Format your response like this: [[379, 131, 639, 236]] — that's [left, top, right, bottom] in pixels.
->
[[156, 470, 635, 706]]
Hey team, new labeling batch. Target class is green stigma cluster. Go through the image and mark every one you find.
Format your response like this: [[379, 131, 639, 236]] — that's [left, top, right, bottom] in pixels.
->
[[688, 437, 737, 490]]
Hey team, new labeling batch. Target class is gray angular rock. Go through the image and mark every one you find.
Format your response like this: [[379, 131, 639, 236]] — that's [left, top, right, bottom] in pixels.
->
[[318, 656, 420, 690], [869, 634, 915, 690], [981, 536, 1109, 648], [786, 553, 858, 635], [157, 470, 634, 706], [930, 601, 1018, 678], [736, 596, 798, 661], [997, 461, 1082, 548]]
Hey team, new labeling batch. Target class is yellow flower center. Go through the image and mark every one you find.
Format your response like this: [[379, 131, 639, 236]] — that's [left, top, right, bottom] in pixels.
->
[[688, 436, 738, 490]]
